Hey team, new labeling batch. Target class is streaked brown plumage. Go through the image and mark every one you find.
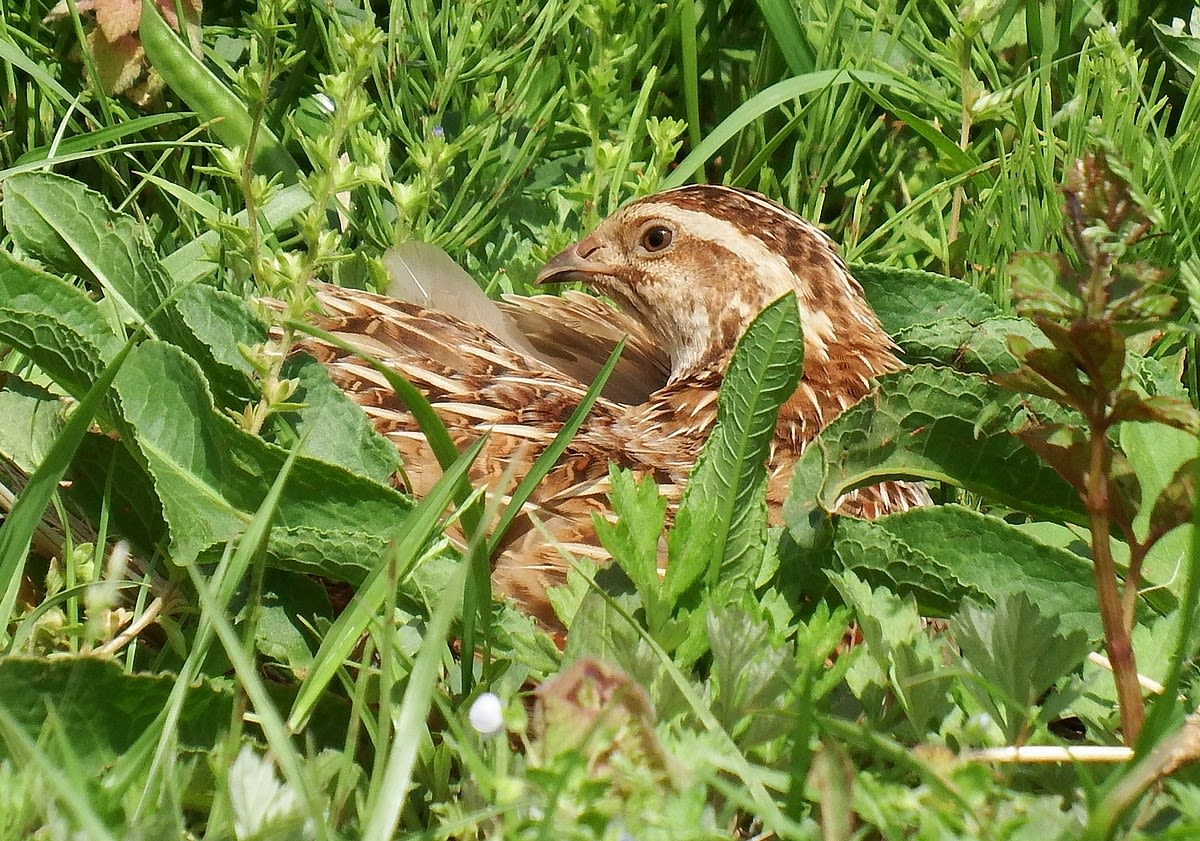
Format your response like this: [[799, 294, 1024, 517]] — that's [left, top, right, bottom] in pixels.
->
[[297, 185, 929, 629]]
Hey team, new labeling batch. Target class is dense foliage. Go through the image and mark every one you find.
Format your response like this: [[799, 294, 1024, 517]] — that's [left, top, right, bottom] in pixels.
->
[[0, 0, 1198, 838]]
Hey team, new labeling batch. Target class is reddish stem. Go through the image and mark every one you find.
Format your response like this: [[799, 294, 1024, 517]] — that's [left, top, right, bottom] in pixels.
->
[[1085, 407, 1145, 745]]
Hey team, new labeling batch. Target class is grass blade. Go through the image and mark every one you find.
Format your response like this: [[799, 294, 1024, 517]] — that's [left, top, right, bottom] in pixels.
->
[[755, 0, 815, 76], [664, 69, 901, 187], [360, 550, 469, 841], [139, 0, 300, 182], [288, 437, 487, 731]]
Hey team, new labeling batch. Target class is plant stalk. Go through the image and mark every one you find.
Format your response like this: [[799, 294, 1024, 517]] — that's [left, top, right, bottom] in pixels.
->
[[1085, 410, 1144, 744]]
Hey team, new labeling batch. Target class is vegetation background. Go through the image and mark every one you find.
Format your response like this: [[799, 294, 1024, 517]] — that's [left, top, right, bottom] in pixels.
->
[[0, 0, 1198, 837]]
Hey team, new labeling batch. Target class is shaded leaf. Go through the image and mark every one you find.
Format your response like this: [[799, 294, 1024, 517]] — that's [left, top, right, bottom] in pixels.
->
[[953, 593, 1091, 742], [708, 605, 796, 749], [1014, 423, 1089, 495], [254, 570, 333, 678], [0, 381, 68, 474], [1064, 318, 1126, 395], [1021, 346, 1090, 406], [0, 657, 231, 766], [0, 250, 122, 397], [1110, 392, 1200, 433], [1146, 459, 1199, 548]]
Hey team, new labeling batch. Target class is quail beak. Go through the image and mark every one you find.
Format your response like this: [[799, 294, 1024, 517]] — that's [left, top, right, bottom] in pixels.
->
[[535, 234, 615, 286]]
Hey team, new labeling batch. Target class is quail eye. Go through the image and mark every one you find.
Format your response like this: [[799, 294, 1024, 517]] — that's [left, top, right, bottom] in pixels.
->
[[640, 225, 673, 253]]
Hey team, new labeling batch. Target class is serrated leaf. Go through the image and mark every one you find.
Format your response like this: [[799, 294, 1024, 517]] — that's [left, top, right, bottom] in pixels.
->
[[3, 174, 263, 401], [1022, 347, 1090, 406], [1066, 318, 1126, 394], [1010, 251, 1078, 321], [707, 606, 795, 748], [595, 465, 669, 630], [953, 593, 1091, 741], [784, 365, 1081, 532], [828, 569, 953, 734], [0, 250, 122, 397], [173, 283, 263, 383], [666, 294, 803, 601], [833, 505, 1101, 635], [111, 340, 412, 579], [1110, 392, 1200, 433], [1014, 423, 1089, 495]]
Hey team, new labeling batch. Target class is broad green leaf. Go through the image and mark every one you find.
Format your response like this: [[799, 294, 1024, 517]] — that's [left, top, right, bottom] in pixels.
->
[[276, 356, 402, 484], [784, 365, 1081, 534], [833, 505, 1100, 636], [0, 333, 138, 644], [173, 283, 263, 382], [0, 657, 231, 765], [111, 340, 411, 578], [3, 172, 173, 330], [66, 434, 167, 553], [854, 265, 1048, 373], [255, 571, 332, 677], [0, 250, 122, 396], [854, 264, 1002, 335], [1122, 422, 1199, 595], [3, 172, 257, 387], [667, 294, 803, 601]]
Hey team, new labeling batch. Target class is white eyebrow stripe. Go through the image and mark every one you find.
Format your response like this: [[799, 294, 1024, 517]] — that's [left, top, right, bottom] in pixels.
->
[[629, 202, 838, 354]]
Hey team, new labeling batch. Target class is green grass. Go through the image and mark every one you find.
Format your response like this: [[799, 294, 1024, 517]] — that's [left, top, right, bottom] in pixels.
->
[[0, 0, 1199, 837]]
